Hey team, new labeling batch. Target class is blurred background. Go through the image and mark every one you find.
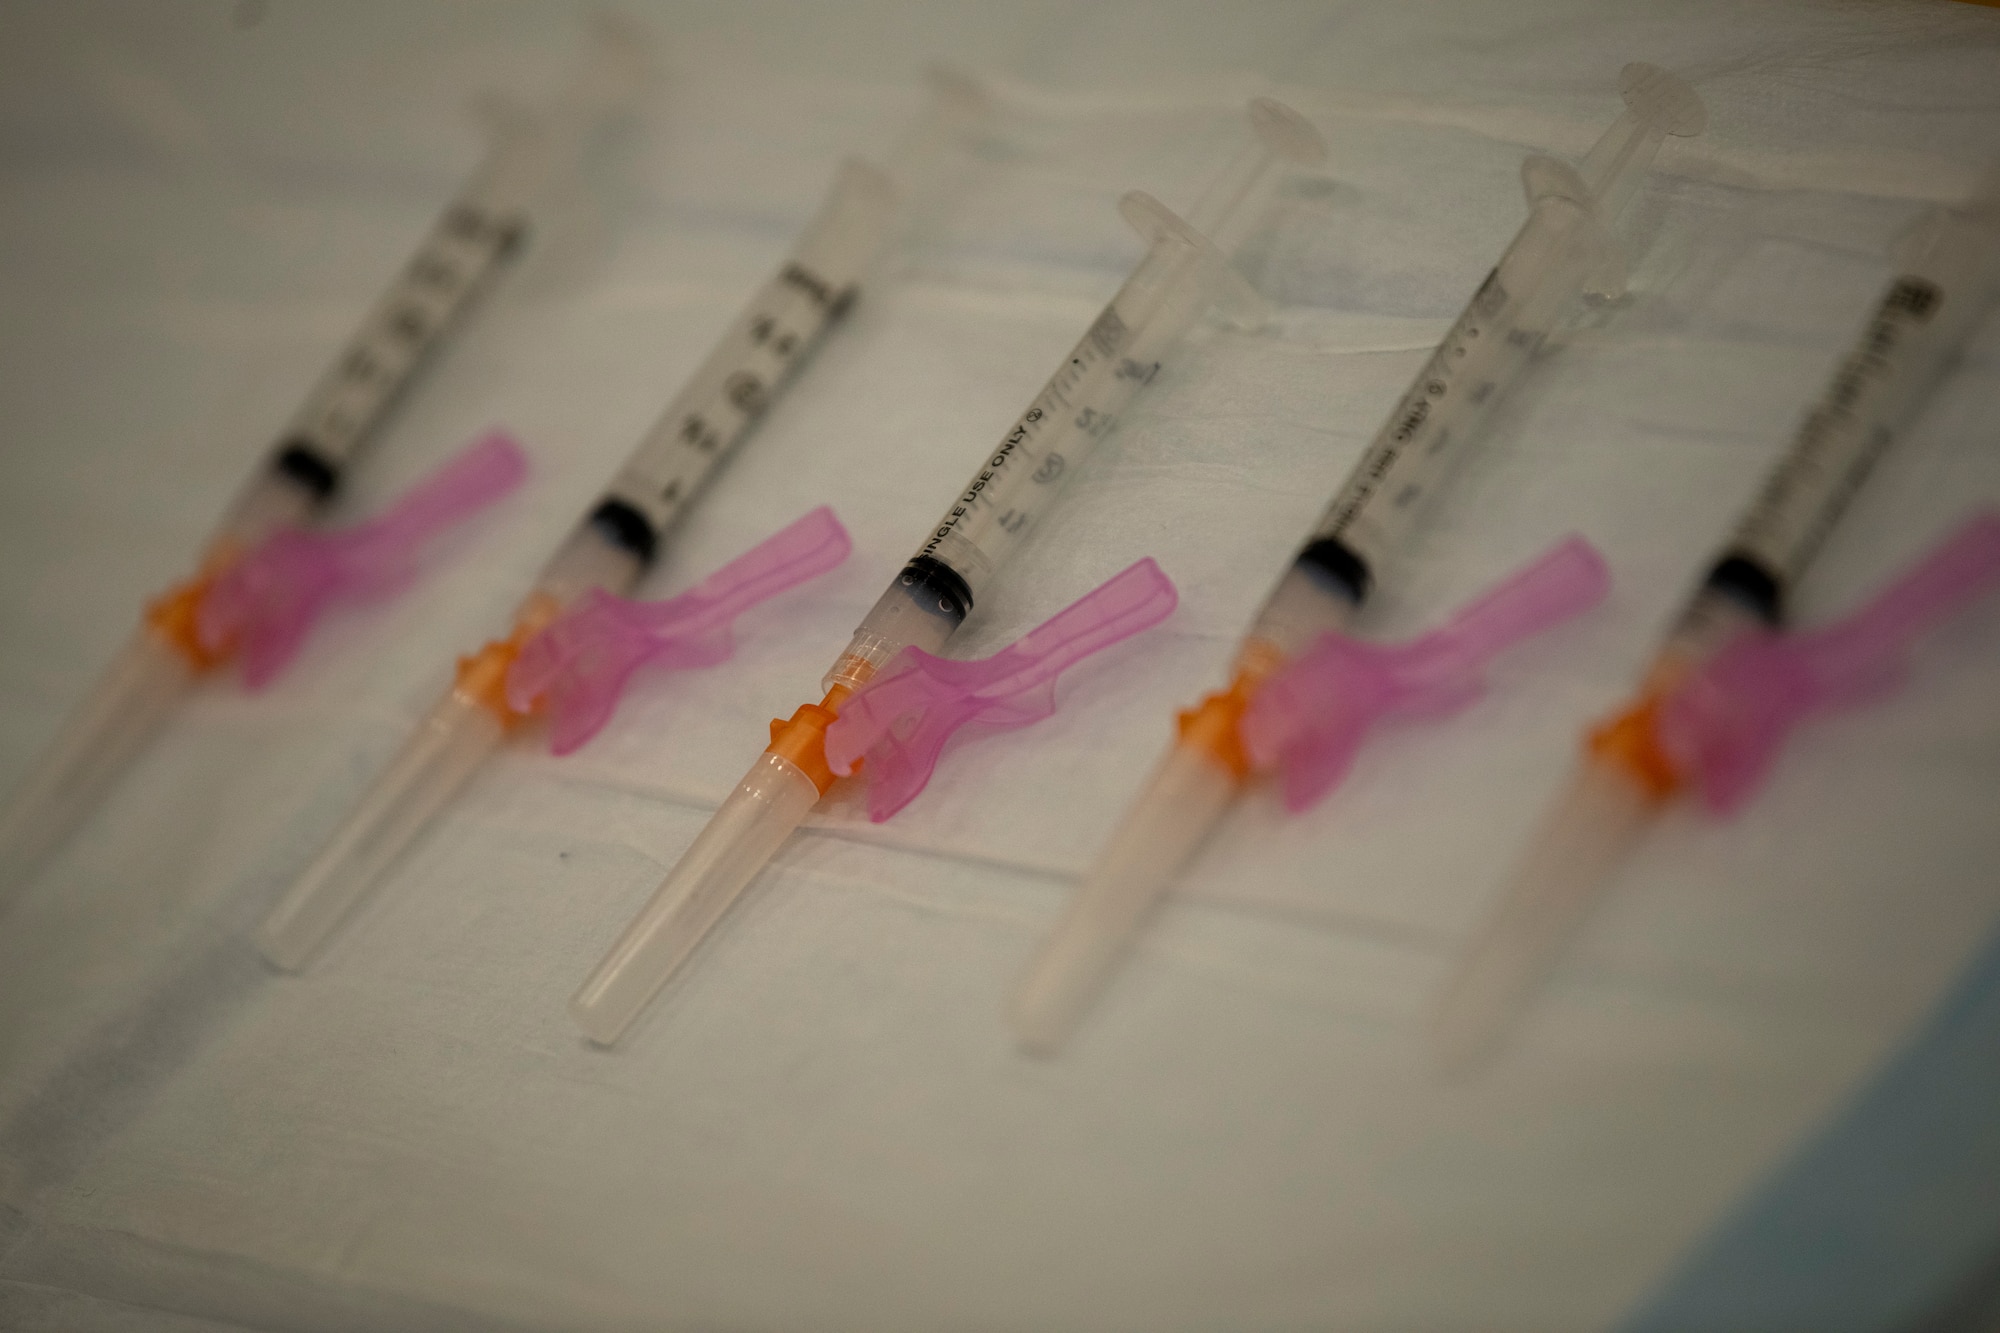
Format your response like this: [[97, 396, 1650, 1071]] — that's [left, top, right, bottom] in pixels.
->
[[1, 2, 1998, 1329]]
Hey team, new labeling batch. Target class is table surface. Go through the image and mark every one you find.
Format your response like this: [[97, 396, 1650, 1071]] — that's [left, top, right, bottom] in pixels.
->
[[2, 2, 1998, 1329]]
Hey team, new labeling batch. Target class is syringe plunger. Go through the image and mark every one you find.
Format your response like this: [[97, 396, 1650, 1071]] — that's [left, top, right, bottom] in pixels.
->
[[1185, 96, 1328, 246], [1576, 63, 1704, 225]]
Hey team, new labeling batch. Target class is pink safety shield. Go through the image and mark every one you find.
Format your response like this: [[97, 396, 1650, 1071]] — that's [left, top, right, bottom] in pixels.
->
[[506, 507, 852, 755], [197, 432, 529, 688], [1242, 537, 1611, 812], [1659, 511, 2000, 815], [824, 558, 1180, 822]]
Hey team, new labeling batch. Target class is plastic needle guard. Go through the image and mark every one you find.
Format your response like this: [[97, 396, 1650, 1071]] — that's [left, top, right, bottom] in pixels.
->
[[196, 432, 528, 688], [823, 558, 1179, 822], [1241, 537, 1611, 812], [505, 506, 853, 755], [1658, 510, 2000, 816]]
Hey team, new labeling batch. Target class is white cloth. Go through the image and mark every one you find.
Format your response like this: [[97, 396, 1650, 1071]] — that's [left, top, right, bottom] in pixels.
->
[[2, 2, 1998, 1329]]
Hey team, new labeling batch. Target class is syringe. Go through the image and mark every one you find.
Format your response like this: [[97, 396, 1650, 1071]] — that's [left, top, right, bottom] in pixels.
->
[[0, 27, 647, 898], [1430, 167, 2000, 1070], [568, 98, 1330, 1047], [254, 70, 989, 971], [1010, 64, 1707, 1056]]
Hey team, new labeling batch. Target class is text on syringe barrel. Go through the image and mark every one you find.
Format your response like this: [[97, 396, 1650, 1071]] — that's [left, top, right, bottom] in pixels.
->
[[266, 199, 529, 502], [1289, 193, 1606, 605], [582, 159, 897, 566], [1700, 276, 1950, 624], [893, 241, 1206, 624], [586, 260, 860, 563]]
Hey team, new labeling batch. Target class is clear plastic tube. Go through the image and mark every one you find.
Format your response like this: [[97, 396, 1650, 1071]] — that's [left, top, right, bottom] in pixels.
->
[[0, 634, 198, 903], [597, 66, 983, 547], [570, 753, 822, 1044], [1011, 63, 1704, 1055], [0, 31, 644, 900], [1427, 763, 1655, 1073], [269, 22, 650, 497], [1431, 165, 2000, 1068], [823, 225, 1219, 694], [570, 99, 1330, 1046], [826, 100, 1325, 695], [258, 693, 506, 970], [592, 157, 900, 543], [1287, 66, 1702, 592], [254, 74, 985, 970], [253, 527, 637, 972], [1010, 743, 1239, 1054]]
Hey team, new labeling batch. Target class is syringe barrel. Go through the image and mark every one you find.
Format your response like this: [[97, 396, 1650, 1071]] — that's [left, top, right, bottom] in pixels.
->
[[1693, 210, 2000, 627], [256, 190, 533, 525], [200, 467, 327, 569], [918, 236, 1209, 598], [573, 159, 898, 589], [1580, 115, 1667, 231], [251, 33, 645, 530], [1578, 63, 1705, 226], [513, 160, 899, 623], [820, 94, 1319, 693], [825, 234, 1212, 692], [1246, 190, 1607, 652], [1237, 65, 1701, 658], [1235, 564, 1362, 667], [525, 521, 651, 614]]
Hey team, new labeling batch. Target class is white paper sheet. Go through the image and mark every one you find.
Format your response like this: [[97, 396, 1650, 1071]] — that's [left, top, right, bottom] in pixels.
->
[[2, 2, 1998, 1328]]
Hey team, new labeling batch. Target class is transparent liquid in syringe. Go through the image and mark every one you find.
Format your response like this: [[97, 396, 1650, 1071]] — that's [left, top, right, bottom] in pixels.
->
[[825, 220, 1216, 693], [917, 306, 1155, 590], [283, 201, 529, 479], [1245, 186, 1612, 658], [600, 259, 860, 538], [918, 230, 1213, 604], [1722, 276, 1948, 594], [1309, 194, 1606, 581], [534, 159, 896, 606]]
